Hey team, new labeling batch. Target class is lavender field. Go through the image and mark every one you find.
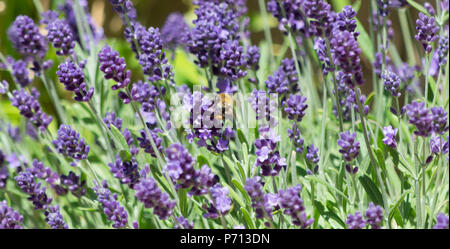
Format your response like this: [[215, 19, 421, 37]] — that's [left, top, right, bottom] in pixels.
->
[[0, 0, 449, 230]]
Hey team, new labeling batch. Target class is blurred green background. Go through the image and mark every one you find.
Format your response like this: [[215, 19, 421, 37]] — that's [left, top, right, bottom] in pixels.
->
[[0, 0, 434, 123]]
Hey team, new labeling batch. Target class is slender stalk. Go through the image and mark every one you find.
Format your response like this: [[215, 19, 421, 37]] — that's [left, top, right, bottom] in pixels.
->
[[87, 100, 115, 161], [354, 88, 389, 222], [414, 138, 422, 228], [257, 0, 275, 70]]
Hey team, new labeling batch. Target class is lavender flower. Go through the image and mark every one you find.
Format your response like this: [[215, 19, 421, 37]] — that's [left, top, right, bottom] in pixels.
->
[[337, 131, 360, 162], [174, 216, 194, 229], [382, 70, 401, 97], [165, 144, 196, 190], [437, 31, 449, 67], [190, 165, 219, 196], [279, 185, 313, 228], [8, 15, 48, 58], [0, 80, 8, 94], [334, 6, 359, 37], [15, 170, 53, 210], [187, 1, 240, 71], [161, 12, 189, 52], [365, 202, 383, 229], [0, 200, 23, 229], [204, 183, 231, 218], [246, 45, 260, 71], [429, 135, 448, 154], [346, 212, 366, 229], [56, 59, 94, 102], [44, 206, 69, 229], [7, 124, 21, 142], [330, 30, 364, 88], [218, 40, 248, 81], [47, 19, 75, 56], [415, 12, 439, 53], [314, 37, 334, 75], [10, 88, 53, 132], [302, 0, 334, 37], [288, 123, 304, 154], [103, 112, 123, 131], [136, 26, 173, 83], [10, 58, 32, 87], [53, 125, 90, 163], [94, 180, 128, 228], [305, 144, 319, 174], [41, 10, 59, 25], [266, 58, 299, 96], [434, 213, 449, 229], [430, 107, 449, 135], [137, 128, 163, 158], [244, 177, 277, 220], [267, 0, 308, 35], [98, 44, 131, 90], [254, 129, 286, 176], [130, 81, 162, 112], [377, 0, 391, 17], [406, 101, 432, 137], [59, 171, 86, 197], [0, 150, 7, 189], [284, 94, 308, 122], [382, 125, 398, 148], [424, 2, 435, 16], [109, 155, 140, 188], [58, 0, 104, 49], [134, 176, 176, 220]]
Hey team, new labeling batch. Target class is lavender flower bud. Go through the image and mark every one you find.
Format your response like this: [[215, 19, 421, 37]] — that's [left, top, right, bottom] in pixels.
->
[[284, 94, 308, 122], [0, 200, 23, 229], [94, 180, 128, 228], [208, 183, 231, 216], [430, 107, 449, 135], [44, 205, 69, 229], [337, 131, 360, 162], [98, 44, 131, 90], [56, 59, 94, 102], [346, 211, 366, 229], [434, 213, 449, 229], [53, 125, 90, 162], [406, 101, 433, 137], [365, 202, 383, 229], [10, 88, 52, 132], [174, 216, 194, 229], [8, 15, 48, 58], [279, 185, 313, 228], [103, 112, 123, 131], [108, 155, 140, 188], [415, 12, 439, 53], [47, 19, 75, 56], [134, 176, 176, 220], [161, 12, 189, 52], [382, 70, 401, 97], [382, 125, 398, 148]]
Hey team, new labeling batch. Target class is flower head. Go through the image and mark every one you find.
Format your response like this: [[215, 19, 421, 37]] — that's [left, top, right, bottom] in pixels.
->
[[0, 200, 23, 229], [382, 125, 398, 148], [44, 205, 69, 229], [94, 180, 128, 228], [53, 125, 90, 163], [10, 88, 52, 132], [337, 131, 360, 162], [346, 211, 366, 229], [415, 12, 439, 53], [8, 15, 47, 58], [98, 44, 131, 90], [365, 202, 383, 229], [47, 19, 75, 56], [56, 59, 94, 102]]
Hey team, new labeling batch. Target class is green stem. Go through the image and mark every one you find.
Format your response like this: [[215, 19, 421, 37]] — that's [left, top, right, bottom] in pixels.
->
[[257, 0, 275, 70], [354, 88, 389, 223], [414, 138, 422, 228]]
